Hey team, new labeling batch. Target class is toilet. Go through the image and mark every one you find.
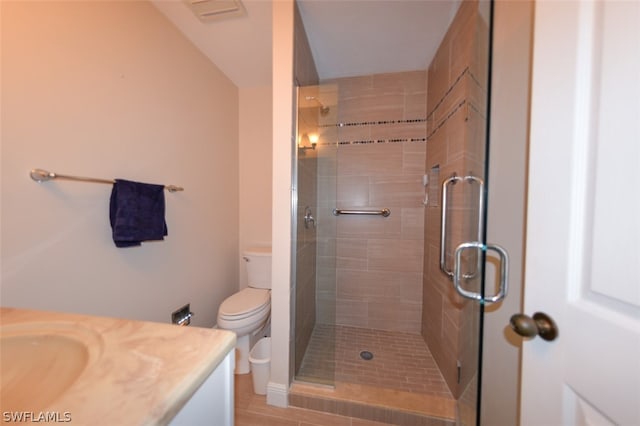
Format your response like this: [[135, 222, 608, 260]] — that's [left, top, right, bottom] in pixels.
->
[[217, 247, 271, 374]]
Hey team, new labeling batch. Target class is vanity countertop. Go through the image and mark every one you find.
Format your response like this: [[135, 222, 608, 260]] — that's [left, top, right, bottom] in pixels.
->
[[0, 307, 236, 425]]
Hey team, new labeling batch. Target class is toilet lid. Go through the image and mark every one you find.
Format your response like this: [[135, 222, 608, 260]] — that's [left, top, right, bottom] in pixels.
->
[[219, 288, 270, 317]]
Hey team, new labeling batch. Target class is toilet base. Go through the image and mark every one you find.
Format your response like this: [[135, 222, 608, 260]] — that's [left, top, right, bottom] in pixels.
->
[[234, 321, 270, 374]]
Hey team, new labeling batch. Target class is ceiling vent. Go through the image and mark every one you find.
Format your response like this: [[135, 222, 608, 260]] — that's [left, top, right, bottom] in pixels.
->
[[184, 0, 246, 22]]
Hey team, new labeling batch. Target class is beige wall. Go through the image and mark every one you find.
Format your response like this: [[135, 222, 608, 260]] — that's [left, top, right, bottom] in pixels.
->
[[0, 0, 3, 292], [239, 86, 273, 290], [269, 0, 295, 408], [0, 1, 239, 327]]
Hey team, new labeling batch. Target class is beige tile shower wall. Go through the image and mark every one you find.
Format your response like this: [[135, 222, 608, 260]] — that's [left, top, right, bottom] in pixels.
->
[[322, 71, 427, 334], [422, 0, 487, 398]]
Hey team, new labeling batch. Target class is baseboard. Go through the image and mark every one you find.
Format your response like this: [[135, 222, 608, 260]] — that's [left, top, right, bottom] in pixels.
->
[[266, 381, 288, 408]]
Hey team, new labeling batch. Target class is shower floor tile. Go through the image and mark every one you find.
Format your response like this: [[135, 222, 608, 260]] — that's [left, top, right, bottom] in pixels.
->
[[298, 324, 453, 398]]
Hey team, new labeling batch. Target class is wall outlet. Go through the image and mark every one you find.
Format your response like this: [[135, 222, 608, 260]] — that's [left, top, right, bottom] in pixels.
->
[[171, 303, 193, 326]]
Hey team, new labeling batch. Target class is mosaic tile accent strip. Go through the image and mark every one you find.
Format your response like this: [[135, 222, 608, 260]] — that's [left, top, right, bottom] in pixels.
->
[[321, 118, 427, 129], [325, 137, 426, 147], [427, 99, 467, 140], [317, 117, 427, 146], [427, 67, 469, 120]]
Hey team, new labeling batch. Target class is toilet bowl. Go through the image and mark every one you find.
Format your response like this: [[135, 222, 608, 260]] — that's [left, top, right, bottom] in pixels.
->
[[217, 288, 270, 336], [217, 247, 271, 374]]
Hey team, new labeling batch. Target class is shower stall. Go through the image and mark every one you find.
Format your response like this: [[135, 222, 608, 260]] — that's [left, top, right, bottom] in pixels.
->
[[290, 2, 493, 425]]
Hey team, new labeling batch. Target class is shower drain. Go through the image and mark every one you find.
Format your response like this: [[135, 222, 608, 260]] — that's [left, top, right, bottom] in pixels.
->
[[359, 350, 374, 361]]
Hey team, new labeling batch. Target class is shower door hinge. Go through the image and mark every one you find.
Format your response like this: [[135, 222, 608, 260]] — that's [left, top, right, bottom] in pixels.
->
[[457, 360, 462, 384]]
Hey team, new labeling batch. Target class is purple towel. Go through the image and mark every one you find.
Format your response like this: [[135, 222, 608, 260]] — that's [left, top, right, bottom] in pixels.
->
[[109, 179, 168, 248]]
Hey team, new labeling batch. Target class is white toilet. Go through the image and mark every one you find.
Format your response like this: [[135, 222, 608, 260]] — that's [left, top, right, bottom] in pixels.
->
[[217, 247, 271, 374]]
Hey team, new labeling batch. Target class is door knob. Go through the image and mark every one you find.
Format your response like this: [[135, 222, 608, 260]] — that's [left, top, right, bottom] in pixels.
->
[[509, 312, 559, 341]]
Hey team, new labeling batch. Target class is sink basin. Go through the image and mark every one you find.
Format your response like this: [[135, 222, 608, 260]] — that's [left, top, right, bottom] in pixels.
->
[[0, 322, 103, 412]]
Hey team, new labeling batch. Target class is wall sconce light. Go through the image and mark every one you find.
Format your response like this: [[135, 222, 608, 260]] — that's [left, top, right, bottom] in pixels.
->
[[299, 133, 318, 150]]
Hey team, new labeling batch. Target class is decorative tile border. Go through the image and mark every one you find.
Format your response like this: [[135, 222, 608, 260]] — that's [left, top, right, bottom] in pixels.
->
[[320, 118, 427, 129], [426, 98, 484, 141], [318, 137, 426, 147], [316, 117, 427, 146], [427, 99, 467, 141], [427, 67, 469, 120]]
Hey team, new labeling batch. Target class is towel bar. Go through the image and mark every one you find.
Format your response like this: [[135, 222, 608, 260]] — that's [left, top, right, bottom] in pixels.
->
[[30, 169, 183, 192]]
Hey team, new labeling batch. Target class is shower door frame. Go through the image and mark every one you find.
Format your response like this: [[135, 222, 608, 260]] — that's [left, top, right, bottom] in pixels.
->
[[291, 84, 339, 386]]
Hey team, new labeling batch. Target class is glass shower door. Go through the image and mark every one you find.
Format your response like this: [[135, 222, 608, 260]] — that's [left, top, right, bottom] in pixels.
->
[[434, 1, 502, 424], [293, 84, 338, 386], [291, 1, 500, 424]]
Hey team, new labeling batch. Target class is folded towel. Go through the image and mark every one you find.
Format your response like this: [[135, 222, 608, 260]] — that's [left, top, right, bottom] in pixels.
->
[[109, 179, 168, 248]]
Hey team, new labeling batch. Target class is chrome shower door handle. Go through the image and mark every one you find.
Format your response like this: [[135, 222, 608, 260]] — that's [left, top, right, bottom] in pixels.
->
[[440, 174, 484, 279], [443, 172, 507, 304], [453, 242, 509, 303], [440, 175, 463, 278], [464, 175, 485, 280], [303, 206, 316, 229]]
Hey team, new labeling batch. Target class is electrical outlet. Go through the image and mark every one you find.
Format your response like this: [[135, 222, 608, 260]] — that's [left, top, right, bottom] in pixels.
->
[[171, 303, 193, 326]]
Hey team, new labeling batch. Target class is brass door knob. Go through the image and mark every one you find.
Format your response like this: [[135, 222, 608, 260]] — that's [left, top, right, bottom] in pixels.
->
[[509, 312, 558, 341]]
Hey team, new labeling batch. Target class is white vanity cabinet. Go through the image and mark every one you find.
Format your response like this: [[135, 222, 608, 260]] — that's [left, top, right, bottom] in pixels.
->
[[170, 351, 235, 426], [0, 308, 237, 425]]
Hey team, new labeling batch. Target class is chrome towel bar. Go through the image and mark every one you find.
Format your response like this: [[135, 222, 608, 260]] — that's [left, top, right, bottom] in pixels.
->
[[30, 169, 184, 192], [333, 208, 391, 217]]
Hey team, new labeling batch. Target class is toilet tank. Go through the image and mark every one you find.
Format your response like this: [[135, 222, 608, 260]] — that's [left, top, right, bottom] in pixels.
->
[[244, 247, 272, 289]]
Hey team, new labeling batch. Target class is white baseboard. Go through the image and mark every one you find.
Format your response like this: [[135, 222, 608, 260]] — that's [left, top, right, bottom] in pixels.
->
[[266, 381, 288, 408]]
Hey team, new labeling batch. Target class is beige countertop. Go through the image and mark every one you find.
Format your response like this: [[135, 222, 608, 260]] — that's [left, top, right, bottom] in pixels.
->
[[0, 307, 236, 425]]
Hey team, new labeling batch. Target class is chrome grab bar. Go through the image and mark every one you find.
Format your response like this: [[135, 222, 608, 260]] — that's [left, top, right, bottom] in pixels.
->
[[333, 208, 391, 217]]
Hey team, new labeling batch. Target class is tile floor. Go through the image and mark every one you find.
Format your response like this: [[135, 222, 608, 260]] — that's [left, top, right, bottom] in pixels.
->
[[298, 325, 452, 398], [235, 325, 456, 425]]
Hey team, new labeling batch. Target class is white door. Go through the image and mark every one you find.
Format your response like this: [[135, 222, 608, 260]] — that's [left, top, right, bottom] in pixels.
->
[[522, 0, 640, 425]]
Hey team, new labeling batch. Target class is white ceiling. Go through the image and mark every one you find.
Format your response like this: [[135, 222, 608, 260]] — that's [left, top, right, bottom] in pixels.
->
[[297, 0, 460, 81], [152, 0, 460, 88], [151, 0, 273, 87]]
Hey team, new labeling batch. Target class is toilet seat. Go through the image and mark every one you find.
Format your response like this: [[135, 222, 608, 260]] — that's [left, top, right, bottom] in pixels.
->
[[217, 296, 270, 337], [217, 302, 270, 333], [218, 288, 270, 320]]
